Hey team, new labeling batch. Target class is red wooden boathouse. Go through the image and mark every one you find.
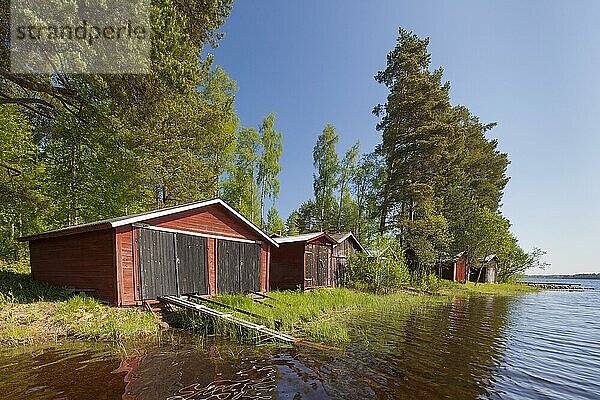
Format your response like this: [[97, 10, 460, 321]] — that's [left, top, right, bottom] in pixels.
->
[[19, 199, 278, 305], [438, 251, 468, 283], [269, 232, 338, 290]]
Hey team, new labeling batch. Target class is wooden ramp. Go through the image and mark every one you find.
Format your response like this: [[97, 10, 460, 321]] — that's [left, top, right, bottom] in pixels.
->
[[159, 295, 298, 344]]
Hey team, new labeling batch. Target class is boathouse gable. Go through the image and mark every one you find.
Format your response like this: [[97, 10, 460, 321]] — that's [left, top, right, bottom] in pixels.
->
[[269, 232, 338, 290]]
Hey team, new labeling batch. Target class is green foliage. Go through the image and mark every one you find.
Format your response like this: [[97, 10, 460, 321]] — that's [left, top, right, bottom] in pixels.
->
[[0, 106, 48, 260], [410, 274, 442, 292], [336, 141, 360, 231], [347, 236, 410, 292], [351, 152, 385, 243], [0, 0, 237, 245], [370, 27, 543, 279], [295, 200, 319, 233], [221, 127, 261, 224], [257, 113, 283, 227], [285, 210, 300, 235], [222, 113, 283, 227], [313, 124, 340, 231]]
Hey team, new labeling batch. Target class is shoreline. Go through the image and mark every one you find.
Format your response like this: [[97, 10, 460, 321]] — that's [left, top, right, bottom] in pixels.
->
[[0, 278, 537, 347]]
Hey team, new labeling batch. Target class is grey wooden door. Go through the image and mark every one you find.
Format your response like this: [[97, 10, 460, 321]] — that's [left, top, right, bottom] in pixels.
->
[[176, 233, 208, 295], [138, 228, 209, 300], [138, 228, 178, 300], [305, 244, 330, 287], [217, 240, 261, 294], [317, 245, 330, 287]]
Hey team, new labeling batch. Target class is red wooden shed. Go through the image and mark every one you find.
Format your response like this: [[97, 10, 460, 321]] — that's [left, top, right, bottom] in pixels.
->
[[269, 232, 338, 290], [437, 251, 468, 283], [19, 199, 278, 305]]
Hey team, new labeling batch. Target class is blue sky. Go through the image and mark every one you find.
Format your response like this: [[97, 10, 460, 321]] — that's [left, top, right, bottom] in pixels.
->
[[209, 1, 600, 274]]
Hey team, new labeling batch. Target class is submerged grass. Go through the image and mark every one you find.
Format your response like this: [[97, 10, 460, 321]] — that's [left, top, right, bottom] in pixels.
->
[[171, 281, 536, 344], [171, 288, 443, 344]]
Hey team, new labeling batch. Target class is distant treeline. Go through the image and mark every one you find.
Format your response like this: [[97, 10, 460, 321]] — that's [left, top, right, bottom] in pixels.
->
[[0, 2, 545, 281]]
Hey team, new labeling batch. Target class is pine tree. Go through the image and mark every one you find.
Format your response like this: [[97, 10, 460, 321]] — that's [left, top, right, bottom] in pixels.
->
[[373, 28, 454, 266], [265, 207, 285, 235], [285, 210, 300, 235]]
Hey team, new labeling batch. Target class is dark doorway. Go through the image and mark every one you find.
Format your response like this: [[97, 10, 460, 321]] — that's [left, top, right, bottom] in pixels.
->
[[217, 240, 261, 294]]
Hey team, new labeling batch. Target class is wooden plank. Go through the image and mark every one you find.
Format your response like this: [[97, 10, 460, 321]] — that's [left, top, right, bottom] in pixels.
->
[[188, 294, 281, 327], [160, 295, 297, 343]]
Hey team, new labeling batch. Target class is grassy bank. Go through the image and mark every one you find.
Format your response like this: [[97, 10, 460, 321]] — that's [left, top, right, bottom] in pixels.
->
[[436, 281, 539, 296], [171, 282, 537, 344], [171, 288, 443, 343], [0, 266, 160, 345], [0, 261, 535, 346]]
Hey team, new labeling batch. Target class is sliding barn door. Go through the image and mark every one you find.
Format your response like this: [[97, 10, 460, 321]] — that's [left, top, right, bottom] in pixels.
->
[[176, 234, 208, 295], [137, 228, 208, 300], [217, 240, 261, 294], [138, 229, 178, 300]]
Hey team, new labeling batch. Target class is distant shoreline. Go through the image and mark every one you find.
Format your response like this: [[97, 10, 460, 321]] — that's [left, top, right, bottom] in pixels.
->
[[526, 273, 600, 280]]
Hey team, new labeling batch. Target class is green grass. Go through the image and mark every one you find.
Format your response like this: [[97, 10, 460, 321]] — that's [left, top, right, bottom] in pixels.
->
[[0, 264, 70, 304], [171, 282, 538, 344], [436, 281, 539, 296], [171, 288, 442, 344], [0, 261, 161, 345], [52, 295, 160, 341]]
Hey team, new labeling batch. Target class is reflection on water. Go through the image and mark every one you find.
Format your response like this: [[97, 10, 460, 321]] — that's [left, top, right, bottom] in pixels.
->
[[1, 280, 599, 399]]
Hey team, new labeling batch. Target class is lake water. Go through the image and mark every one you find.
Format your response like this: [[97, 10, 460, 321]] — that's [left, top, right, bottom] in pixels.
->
[[1, 279, 599, 399]]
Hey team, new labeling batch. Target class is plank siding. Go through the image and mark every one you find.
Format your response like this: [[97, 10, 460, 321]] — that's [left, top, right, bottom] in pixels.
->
[[147, 204, 264, 242], [332, 238, 360, 288], [260, 243, 269, 292], [115, 226, 136, 305], [455, 255, 467, 283], [28, 201, 272, 306], [29, 229, 117, 304], [207, 238, 217, 295], [269, 242, 305, 290]]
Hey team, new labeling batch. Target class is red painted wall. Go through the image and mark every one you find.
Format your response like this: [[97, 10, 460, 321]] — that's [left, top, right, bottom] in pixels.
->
[[269, 242, 305, 290], [30, 229, 118, 304], [147, 205, 264, 241], [455, 256, 467, 283], [115, 203, 271, 305]]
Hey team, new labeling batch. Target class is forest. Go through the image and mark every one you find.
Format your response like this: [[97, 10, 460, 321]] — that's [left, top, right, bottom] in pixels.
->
[[0, 1, 544, 281]]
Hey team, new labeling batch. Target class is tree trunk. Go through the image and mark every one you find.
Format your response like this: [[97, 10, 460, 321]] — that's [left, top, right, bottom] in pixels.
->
[[70, 136, 80, 225], [379, 178, 391, 234]]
